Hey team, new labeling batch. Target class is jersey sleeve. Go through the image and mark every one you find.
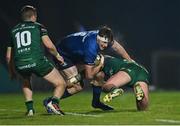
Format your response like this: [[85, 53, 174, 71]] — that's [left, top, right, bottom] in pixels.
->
[[84, 49, 96, 65]]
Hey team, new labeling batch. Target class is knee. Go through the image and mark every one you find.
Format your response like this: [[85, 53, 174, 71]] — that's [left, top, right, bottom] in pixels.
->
[[67, 83, 83, 95], [74, 84, 83, 92], [67, 73, 85, 87], [137, 97, 149, 111], [55, 78, 66, 88]]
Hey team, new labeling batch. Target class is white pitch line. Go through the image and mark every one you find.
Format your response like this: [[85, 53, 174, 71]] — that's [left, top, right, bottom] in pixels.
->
[[0, 109, 102, 117], [66, 112, 102, 117], [0, 108, 22, 112], [156, 119, 180, 124]]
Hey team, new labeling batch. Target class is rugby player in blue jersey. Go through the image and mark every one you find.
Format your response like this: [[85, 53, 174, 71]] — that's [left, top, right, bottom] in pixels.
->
[[44, 26, 132, 112]]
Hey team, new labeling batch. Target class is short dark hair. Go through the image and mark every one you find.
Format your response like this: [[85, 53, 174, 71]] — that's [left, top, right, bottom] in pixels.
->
[[98, 26, 113, 43], [21, 5, 37, 21]]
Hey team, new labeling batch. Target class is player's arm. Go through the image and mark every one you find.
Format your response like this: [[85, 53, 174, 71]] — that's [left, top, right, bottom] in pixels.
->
[[42, 35, 64, 64], [111, 40, 133, 61], [84, 55, 104, 79], [6, 47, 16, 80]]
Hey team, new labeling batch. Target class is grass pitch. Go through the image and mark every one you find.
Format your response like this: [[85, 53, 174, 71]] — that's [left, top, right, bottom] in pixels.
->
[[0, 91, 180, 125]]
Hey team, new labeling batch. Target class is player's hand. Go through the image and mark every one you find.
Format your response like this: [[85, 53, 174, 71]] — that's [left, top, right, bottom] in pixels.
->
[[56, 53, 64, 65]]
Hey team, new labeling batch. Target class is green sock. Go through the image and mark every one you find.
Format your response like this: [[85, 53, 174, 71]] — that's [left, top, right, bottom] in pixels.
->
[[51, 97, 59, 104], [25, 101, 34, 111]]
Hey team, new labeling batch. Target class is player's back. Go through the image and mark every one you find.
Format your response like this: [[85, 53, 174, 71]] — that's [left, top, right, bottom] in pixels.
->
[[103, 56, 126, 74], [10, 21, 45, 66], [103, 56, 148, 77], [57, 31, 99, 63]]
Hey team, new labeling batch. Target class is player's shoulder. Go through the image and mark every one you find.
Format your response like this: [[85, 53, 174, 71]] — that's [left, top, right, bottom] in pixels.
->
[[104, 55, 115, 60], [87, 30, 98, 35], [10, 22, 23, 33], [34, 22, 46, 28], [105, 55, 123, 62], [11, 22, 23, 29], [83, 30, 97, 39], [34, 22, 48, 33]]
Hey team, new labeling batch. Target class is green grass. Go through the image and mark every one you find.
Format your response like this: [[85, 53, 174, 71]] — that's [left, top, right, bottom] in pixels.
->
[[0, 91, 180, 125]]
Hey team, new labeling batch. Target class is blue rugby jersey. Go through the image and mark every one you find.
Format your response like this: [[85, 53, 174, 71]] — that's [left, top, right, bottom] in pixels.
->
[[56, 30, 100, 65]]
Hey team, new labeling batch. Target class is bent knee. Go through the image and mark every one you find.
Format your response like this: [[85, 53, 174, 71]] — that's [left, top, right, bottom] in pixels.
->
[[54, 78, 66, 88], [74, 83, 83, 92], [137, 98, 149, 111], [67, 83, 83, 94]]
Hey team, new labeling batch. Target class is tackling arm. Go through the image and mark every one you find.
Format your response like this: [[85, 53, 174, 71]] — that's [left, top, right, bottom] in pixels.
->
[[42, 35, 64, 64], [111, 40, 132, 61], [84, 54, 104, 79]]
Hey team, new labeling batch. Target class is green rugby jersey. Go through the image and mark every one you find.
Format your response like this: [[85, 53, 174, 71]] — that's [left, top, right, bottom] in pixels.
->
[[102, 56, 148, 78], [8, 21, 48, 66], [103, 56, 127, 77]]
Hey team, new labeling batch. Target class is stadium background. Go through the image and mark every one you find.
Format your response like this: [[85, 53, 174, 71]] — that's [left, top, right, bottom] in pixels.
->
[[1, 0, 180, 92]]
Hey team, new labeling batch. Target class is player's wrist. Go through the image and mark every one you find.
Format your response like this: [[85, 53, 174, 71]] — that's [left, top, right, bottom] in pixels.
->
[[56, 53, 61, 58]]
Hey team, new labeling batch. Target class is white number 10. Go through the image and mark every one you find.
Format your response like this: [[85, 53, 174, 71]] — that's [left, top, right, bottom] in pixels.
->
[[15, 31, 31, 48]]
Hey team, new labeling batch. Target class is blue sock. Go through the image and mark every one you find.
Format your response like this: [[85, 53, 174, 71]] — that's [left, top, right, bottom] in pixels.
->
[[61, 89, 72, 99], [92, 85, 101, 103]]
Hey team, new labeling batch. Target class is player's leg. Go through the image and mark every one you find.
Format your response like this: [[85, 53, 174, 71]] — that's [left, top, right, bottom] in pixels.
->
[[131, 64, 150, 111], [34, 57, 66, 115], [91, 84, 114, 111], [16, 68, 35, 116], [21, 76, 35, 116], [133, 81, 149, 111], [43, 58, 84, 114], [103, 71, 131, 91], [54, 57, 84, 98], [89, 72, 114, 110], [60, 65, 84, 98], [102, 71, 131, 102], [43, 66, 83, 114], [43, 67, 66, 115]]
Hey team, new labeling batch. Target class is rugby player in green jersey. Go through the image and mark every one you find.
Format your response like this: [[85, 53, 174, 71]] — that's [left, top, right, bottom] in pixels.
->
[[6, 5, 66, 116], [94, 55, 149, 111]]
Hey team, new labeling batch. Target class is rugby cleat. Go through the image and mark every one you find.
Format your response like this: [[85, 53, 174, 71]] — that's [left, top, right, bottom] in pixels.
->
[[47, 101, 65, 115], [134, 83, 144, 101], [43, 98, 53, 114], [103, 88, 124, 102], [92, 101, 114, 111], [26, 109, 34, 117]]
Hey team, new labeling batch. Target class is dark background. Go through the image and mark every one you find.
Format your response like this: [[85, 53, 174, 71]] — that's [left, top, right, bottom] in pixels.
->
[[1, 0, 180, 91]]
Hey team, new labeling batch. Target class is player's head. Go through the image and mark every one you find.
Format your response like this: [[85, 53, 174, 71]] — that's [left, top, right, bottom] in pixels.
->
[[21, 5, 37, 22], [97, 26, 114, 50]]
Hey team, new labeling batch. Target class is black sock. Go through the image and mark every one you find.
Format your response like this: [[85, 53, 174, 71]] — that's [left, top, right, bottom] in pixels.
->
[[92, 85, 101, 103]]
